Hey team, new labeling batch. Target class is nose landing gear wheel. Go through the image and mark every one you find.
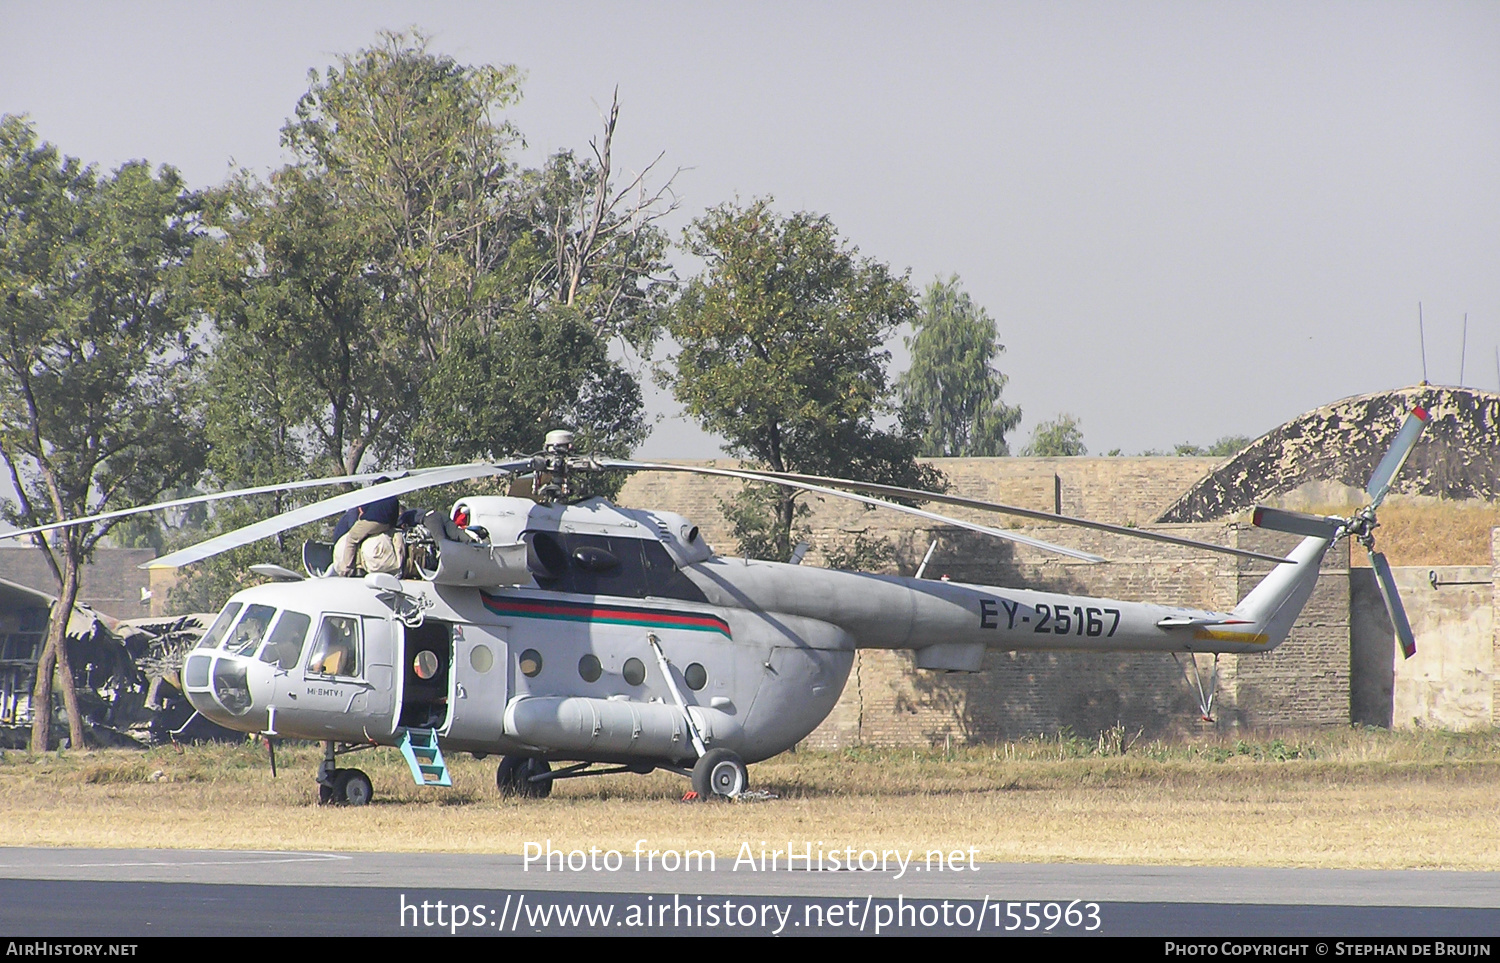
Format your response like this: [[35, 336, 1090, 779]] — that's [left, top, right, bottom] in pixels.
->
[[497, 755, 553, 798], [692, 749, 747, 800]]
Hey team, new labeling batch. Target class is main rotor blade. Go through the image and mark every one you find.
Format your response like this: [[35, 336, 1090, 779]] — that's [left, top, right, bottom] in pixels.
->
[[1366, 406, 1430, 508], [690, 467, 1292, 565], [601, 460, 1108, 562], [0, 470, 396, 543], [1368, 549, 1417, 659], [1251, 506, 1345, 539], [145, 462, 529, 570]]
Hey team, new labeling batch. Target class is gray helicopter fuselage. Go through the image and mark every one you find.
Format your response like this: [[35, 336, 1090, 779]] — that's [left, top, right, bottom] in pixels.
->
[[182, 495, 1328, 768]]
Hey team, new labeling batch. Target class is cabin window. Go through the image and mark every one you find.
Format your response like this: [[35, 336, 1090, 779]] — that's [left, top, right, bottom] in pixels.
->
[[578, 653, 602, 682], [306, 615, 361, 678], [260, 610, 311, 670], [684, 662, 707, 691], [622, 657, 646, 686], [519, 648, 543, 678], [413, 649, 440, 679]]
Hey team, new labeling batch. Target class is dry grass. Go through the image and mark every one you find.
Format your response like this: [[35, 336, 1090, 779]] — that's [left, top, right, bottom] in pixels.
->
[[1361, 501, 1500, 567], [4, 728, 1500, 870], [1286, 501, 1500, 567]]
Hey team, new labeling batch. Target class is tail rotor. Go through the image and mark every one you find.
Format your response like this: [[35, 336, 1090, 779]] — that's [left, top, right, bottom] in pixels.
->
[[1251, 406, 1429, 659]]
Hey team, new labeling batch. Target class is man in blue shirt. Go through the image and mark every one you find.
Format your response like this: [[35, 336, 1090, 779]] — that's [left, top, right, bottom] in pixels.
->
[[332, 480, 401, 576]]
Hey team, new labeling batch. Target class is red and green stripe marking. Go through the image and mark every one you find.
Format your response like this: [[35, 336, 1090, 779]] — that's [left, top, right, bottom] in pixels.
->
[[479, 592, 732, 638]]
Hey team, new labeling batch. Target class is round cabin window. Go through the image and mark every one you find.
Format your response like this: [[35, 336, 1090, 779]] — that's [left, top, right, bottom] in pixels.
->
[[469, 644, 494, 673], [684, 662, 707, 691], [622, 657, 646, 686], [578, 653, 602, 682], [413, 650, 440, 680], [519, 649, 543, 678]]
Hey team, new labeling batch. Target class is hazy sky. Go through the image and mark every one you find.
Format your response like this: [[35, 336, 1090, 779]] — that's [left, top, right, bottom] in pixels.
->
[[3, 1, 1496, 459]]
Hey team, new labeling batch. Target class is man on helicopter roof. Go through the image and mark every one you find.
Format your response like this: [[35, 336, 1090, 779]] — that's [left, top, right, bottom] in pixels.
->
[[331, 478, 402, 576]]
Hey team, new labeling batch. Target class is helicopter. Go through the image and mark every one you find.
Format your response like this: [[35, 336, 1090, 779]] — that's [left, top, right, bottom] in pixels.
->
[[4, 408, 1429, 805]]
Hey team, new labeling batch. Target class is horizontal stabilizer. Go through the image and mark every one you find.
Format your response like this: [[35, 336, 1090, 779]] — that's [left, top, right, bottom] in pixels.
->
[[1156, 615, 1252, 629]]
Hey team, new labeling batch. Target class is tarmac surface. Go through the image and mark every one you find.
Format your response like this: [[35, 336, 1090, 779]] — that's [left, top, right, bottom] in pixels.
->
[[1, 847, 1497, 936]]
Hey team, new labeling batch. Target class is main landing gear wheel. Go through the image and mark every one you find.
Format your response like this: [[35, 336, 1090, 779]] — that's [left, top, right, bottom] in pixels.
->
[[318, 767, 374, 806], [496, 755, 553, 799], [335, 768, 374, 806], [692, 749, 747, 800]]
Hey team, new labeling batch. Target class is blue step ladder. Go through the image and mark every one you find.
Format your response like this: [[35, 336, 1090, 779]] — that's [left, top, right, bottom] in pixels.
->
[[397, 728, 451, 787]]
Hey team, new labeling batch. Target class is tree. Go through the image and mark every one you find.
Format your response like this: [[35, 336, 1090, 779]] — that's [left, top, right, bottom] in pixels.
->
[[0, 116, 205, 750], [661, 198, 942, 561], [179, 34, 665, 608], [1022, 414, 1087, 456], [281, 30, 524, 360], [1173, 435, 1252, 458], [195, 166, 421, 480], [898, 276, 1021, 456], [200, 33, 663, 470]]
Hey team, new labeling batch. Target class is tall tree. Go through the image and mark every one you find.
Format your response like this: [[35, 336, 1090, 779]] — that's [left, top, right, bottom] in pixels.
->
[[898, 275, 1021, 456], [0, 116, 205, 750], [201, 32, 664, 470], [661, 198, 942, 561], [282, 29, 524, 360], [181, 34, 665, 608], [196, 166, 420, 480]]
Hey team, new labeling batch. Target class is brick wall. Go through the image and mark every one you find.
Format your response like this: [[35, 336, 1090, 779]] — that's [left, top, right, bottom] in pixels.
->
[[0, 547, 154, 620]]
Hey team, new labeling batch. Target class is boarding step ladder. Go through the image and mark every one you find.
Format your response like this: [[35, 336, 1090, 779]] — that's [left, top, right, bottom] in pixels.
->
[[397, 727, 451, 787]]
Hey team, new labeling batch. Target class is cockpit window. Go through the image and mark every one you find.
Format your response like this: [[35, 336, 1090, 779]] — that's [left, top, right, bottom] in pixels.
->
[[260, 610, 312, 670], [227, 604, 277, 656], [306, 615, 360, 678], [197, 603, 242, 649]]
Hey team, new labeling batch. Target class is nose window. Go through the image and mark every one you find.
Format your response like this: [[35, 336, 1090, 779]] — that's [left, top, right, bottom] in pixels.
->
[[212, 659, 252, 716]]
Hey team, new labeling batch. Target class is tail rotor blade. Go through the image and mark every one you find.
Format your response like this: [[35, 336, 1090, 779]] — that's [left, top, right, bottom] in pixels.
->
[[1366, 406, 1430, 508], [1251, 506, 1343, 538], [1369, 549, 1417, 659]]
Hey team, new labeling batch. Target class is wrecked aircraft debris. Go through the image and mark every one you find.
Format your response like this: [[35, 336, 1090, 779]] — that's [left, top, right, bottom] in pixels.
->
[[0, 581, 233, 748]]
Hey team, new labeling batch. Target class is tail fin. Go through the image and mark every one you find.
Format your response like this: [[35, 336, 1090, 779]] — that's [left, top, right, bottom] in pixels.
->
[[1229, 535, 1334, 650]]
